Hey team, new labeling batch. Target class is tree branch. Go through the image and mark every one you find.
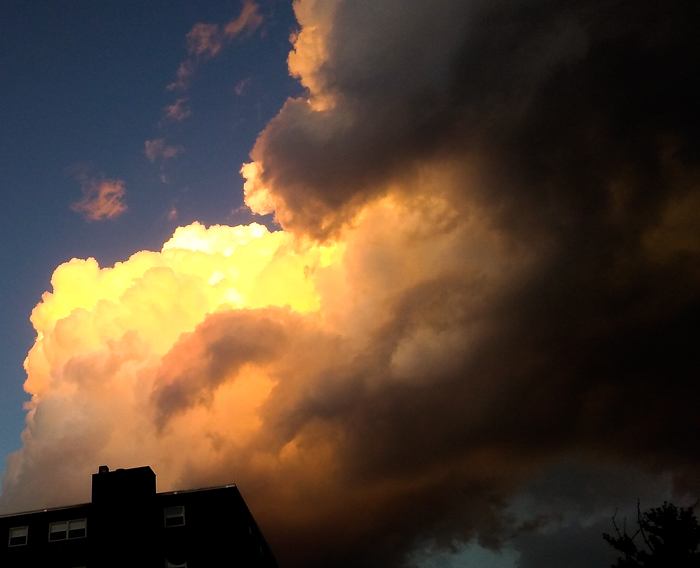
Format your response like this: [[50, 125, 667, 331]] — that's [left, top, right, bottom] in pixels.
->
[[637, 499, 655, 553]]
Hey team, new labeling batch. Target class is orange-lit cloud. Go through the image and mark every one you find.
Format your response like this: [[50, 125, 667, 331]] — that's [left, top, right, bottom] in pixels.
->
[[286, 0, 341, 111], [71, 178, 127, 221], [167, 1, 263, 91], [1, 220, 340, 504], [224, 0, 263, 38], [2, 192, 522, 563]]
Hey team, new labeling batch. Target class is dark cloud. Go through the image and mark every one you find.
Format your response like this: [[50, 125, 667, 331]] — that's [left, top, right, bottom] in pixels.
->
[[236, 0, 700, 566], [152, 309, 291, 428], [507, 459, 681, 568], [515, 521, 617, 568], [252, 0, 700, 237]]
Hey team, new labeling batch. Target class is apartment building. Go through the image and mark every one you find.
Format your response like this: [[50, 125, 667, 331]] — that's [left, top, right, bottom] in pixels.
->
[[0, 465, 278, 568]]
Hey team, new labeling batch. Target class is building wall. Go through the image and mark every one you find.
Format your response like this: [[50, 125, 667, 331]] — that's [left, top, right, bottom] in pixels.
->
[[158, 486, 278, 568], [0, 503, 92, 568], [0, 467, 278, 568]]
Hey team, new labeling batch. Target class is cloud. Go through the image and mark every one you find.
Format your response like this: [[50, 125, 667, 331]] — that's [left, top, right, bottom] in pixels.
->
[[245, 0, 700, 240], [167, 61, 196, 92], [186, 23, 223, 58], [505, 460, 677, 568], [163, 98, 191, 121], [223, 0, 263, 38], [233, 0, 700, 560], [5, 1, 700, 568], [234, 77, 252, 96], [167, 1, 263, 91], [145, 138, 183, 162], [71, 178, 127, 221]]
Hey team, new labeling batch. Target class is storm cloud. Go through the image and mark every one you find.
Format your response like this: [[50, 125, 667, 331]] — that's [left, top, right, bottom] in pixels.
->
[[3, 1, 700, 567]]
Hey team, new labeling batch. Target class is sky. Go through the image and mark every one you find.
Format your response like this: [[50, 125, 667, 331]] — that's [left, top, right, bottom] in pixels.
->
[[0, 1, 699, 567]]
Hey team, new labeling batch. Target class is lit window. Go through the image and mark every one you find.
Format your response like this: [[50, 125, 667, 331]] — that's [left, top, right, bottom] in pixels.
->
[[8, 526, 27, 547], [49, 519, 87, 541], [164, 506, 185, 527], [165, 561, 187, 567]]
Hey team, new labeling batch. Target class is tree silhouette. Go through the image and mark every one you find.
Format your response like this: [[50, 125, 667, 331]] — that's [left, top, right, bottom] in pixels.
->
[[603, 501, 700, 567]]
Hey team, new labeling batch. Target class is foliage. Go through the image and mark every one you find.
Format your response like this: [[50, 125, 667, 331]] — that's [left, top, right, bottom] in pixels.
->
[[603, 501, 700, 567]]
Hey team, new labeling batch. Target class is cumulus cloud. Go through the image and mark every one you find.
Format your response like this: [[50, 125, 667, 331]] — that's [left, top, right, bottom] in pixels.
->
[[5, 1, 700, 568], [167, 0, 263, 91], [71, 178, 127, 221], [0, 222, 338, 507]]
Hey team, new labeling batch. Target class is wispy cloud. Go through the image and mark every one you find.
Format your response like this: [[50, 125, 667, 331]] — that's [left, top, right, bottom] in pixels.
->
[[145, 138, 184, 162], [163, 98, 191, 121], [168, 61, 196, 93], [186, 23, 223, 58], [223, 0, 263, 37], [71, 178, 127, 221], [167, 204, 179, 222], [234, 77, 252, 96], [167, 0, 263, 91]]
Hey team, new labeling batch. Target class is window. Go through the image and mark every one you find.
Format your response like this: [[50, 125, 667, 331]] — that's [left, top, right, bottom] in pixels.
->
[[8, 526, 27, 547], [165, 561, 187, 567], [48, 519, 87, 541], [67, 519, 87, 539], [164, 506, 185, 527], [49, 522, 67, 541]]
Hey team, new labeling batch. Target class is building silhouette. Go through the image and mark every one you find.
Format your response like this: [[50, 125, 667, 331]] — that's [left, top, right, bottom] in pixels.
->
[[0, 465, 278, 568]]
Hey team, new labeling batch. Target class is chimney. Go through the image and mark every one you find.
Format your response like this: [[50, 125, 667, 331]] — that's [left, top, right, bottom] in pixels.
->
[[91, 465, 156, 505], [90, 466, 159, 568]]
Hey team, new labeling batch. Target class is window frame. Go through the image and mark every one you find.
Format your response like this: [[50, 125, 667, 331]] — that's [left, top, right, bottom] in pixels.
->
[[164, 506, 185, 528], [8, 526, 28, 547], [48, 518, 87, 542]]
